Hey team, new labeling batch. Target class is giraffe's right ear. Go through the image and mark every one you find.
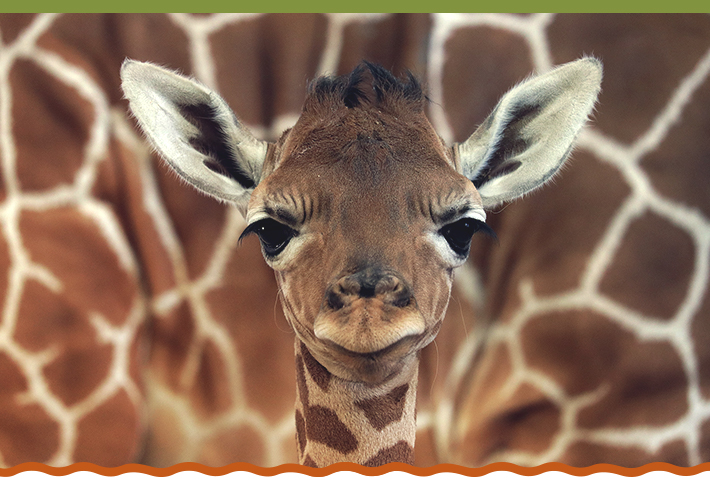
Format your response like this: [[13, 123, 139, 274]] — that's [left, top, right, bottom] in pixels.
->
[[454, 57, 602, 209], [120, 59, 267, 216]]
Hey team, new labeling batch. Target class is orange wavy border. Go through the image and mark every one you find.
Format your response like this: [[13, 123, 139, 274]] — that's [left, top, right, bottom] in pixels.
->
[[1, 462, 709, 477]]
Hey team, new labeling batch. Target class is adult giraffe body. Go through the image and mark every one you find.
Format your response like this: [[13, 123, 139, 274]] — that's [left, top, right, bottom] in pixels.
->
[[121, 59, 602, 466]]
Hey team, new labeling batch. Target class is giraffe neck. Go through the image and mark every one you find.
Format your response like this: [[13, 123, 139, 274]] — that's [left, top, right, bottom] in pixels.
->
[[294, 340, 418, 467]]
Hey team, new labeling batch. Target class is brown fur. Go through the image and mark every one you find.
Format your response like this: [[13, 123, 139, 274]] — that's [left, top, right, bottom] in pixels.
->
[[2, 13, 708, 469]]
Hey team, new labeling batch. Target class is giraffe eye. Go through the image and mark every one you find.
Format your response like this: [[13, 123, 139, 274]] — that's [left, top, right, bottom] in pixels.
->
[[240, 219, 298, 257], [439, 218, 496, 257]]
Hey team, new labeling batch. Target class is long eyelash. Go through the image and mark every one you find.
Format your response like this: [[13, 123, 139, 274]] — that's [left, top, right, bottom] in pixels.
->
[[475, 220, 499, 243], [238, 223, 260, 244]]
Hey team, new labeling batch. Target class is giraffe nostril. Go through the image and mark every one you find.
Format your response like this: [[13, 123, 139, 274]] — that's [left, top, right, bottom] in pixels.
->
[[326, 269, 414, 311], [327, 289, 345, 310], [392, 293, 411, 308], [389, 281, 413, 308]]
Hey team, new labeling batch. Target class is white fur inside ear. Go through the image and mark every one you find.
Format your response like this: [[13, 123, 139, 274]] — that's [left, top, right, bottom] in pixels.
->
[[120, 59, 267, 213], [456, 57, 603, 208]]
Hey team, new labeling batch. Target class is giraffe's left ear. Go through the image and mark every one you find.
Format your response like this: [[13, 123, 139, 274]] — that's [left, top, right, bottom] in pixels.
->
[[454, 57, 602, 208], [120, 59, 268, 216]]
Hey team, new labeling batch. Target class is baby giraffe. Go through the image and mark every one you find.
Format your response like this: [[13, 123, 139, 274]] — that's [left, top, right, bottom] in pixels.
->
[[121, 59, 601, 467]]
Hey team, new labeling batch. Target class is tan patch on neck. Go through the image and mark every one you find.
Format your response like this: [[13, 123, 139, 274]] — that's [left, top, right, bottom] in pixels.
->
[[296, 343, 358, 456]]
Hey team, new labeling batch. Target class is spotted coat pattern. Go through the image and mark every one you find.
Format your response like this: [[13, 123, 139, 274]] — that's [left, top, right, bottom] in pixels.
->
[[0, 13, 709, 467]]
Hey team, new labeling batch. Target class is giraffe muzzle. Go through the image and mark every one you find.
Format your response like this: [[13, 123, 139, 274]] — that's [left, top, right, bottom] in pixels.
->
[[313, 268, 426, 355]]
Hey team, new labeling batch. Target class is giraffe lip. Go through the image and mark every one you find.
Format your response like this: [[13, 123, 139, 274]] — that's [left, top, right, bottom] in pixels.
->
[[324, 333, 418, 360], [310, 307, 427, 383], [312, 304, 427, 354]]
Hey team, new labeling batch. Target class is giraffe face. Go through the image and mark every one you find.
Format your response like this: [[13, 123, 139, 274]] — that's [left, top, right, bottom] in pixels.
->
[[122, 58, 601, 384], [244, 105, 487, 384]]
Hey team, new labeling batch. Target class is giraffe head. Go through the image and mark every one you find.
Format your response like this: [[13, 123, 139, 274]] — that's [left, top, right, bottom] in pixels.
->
[[121, 59, 602, 385]]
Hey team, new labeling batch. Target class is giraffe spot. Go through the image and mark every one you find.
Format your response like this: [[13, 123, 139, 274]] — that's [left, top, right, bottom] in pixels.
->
[[0, 13, 36, 44], [548, 14, 710, 144], [198, 425, 266, 466], [457, 383, 561, 465], [599, 212, 695, 320], [562, 441, 650, 467], [295, 409, 307, 454], [303, 454, 318, 468], [0, 352, 27, 397], [451, 342, 514, 464], [562, 440, 688, 467], [643, 75, 710, 220], [305, 405, 358, 454], [148, 301, 195, 393], [700, 418, 710, 463], [20, 208, 138, 326], [354, 384, 409, 431], [14, 280, 114, 409], [442, 26, 533, 143], [188, 339, 234, 419], [212, 14, 328, 130], [43, 341, 113, 408], [691, 292, 710, 401], [11, 59, 94, 193], [657, 440, 690, 467], [482, 152, 629, 320], [296, 353, 309, 408], [522, 310, 630, 396], [338, 14, 432, 80], [362, 440, 414, 466], [0, 352, 60, 464], [302, 343, 331, 392], [48, 13, 191, 104], [413, 425, 438, 467], [14, 280, 91, 352], [521, 310, 689, 429], [99, 134, 177, 295], [205, 238, 296, 423], [73, 389, 141, 466], [0, 402, 60, 465], [154, 160, 229, 280]]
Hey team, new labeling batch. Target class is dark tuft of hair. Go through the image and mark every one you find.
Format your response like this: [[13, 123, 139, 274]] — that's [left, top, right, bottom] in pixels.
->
[[306, 61, 424, 111]]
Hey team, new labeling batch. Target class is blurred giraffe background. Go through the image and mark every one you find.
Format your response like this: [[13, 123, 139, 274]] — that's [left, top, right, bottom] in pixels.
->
[[0, 13, 709, 467]]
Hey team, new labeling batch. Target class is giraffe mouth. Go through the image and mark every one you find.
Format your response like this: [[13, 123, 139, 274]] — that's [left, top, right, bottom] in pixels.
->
[[313, 299, 426, 354], [312, 321, 428, 384], [308, 296, 434, 383], [325, 332, 419, 360]]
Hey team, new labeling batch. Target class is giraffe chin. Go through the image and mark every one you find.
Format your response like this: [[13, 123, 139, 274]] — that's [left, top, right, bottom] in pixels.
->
[[308, 311, 432, 384], [310, 336, 422, 385]]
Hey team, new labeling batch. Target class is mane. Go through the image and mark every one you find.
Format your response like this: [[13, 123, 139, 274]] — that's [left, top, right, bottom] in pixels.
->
[[304, 61, 424, 114]]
